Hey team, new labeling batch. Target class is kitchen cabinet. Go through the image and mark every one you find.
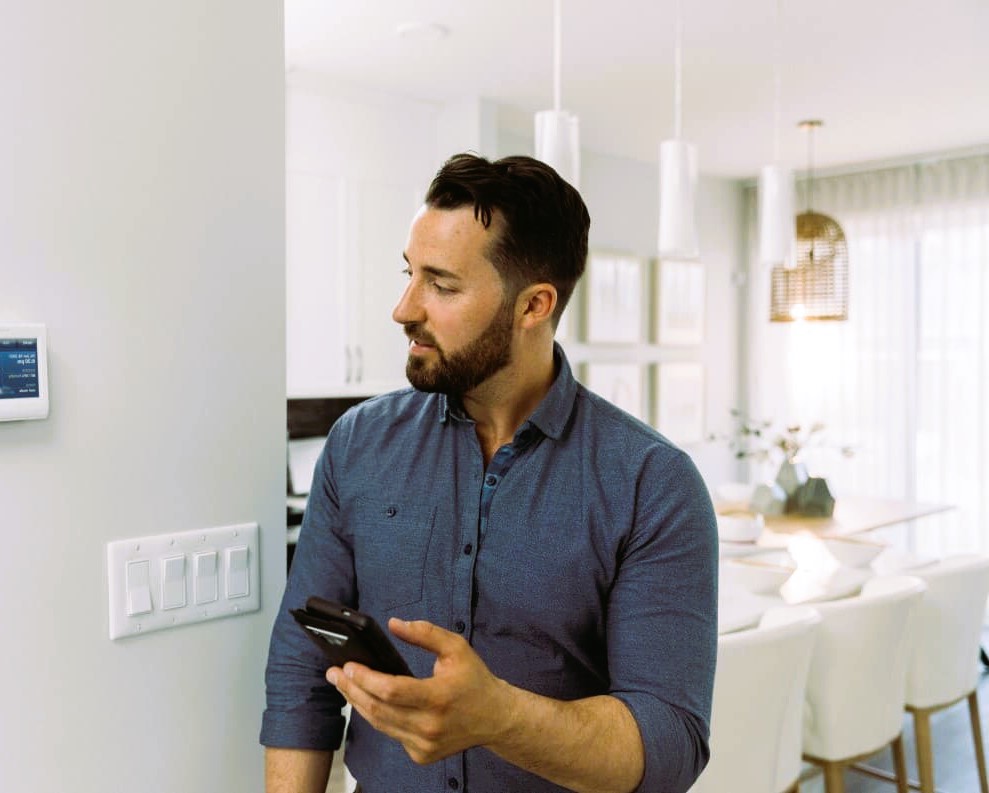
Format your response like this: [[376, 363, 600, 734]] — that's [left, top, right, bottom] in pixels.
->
[[287, 169, 420, 397]]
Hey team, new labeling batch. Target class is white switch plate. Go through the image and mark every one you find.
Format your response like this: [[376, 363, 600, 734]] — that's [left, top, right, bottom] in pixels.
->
[[107, 522, 260, 640]]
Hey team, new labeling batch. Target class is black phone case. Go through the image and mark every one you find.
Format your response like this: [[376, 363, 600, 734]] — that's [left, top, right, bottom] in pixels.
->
[[290, 597, 412, 676]]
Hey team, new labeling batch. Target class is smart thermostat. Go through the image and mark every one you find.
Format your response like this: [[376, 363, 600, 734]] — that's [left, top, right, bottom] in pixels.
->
[[0, 323, 49, 421]]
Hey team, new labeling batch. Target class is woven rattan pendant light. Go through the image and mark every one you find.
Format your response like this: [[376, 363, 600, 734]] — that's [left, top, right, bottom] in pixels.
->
[[770, 120, 849, 321]]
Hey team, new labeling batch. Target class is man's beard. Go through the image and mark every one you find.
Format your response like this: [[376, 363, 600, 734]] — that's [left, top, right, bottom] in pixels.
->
[[404, 297, 515, 396]]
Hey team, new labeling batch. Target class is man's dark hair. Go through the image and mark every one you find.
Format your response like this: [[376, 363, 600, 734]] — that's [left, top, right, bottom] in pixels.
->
[[424, 153, 590, 327]]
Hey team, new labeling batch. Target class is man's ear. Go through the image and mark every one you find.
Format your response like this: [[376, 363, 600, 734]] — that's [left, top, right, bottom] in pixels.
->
[[516, 282, 558, 330]]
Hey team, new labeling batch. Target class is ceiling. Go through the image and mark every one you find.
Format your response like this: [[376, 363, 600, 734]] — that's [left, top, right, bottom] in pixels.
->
[[285, 0, 989, 179]]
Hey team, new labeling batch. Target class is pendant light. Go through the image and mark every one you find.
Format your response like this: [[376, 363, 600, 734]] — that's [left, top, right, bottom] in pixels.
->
[[770, 120, 849, 321], [534, 0, 580, 189], [758, 0, 794, 266], [658, 0, 699, 260]]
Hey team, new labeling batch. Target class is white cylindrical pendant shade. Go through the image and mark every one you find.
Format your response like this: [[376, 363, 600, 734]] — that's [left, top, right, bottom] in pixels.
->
[[658, 139, 699, 260], [535, 109, 580, 189], [758, 164, 795, 267]]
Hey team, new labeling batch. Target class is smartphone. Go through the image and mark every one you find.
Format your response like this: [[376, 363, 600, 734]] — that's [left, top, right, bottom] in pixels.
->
[[290, 597, 412, 676]]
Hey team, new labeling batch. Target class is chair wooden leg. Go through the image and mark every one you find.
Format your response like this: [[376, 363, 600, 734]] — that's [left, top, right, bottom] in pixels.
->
[[822, 761, 845, 793], [891, 734, 910, 793], [968, 690, 989, 793], [912, 709, 935, 793]]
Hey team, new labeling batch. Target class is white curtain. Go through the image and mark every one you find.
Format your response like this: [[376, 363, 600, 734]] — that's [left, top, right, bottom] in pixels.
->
[[745, 153, 989, 557]]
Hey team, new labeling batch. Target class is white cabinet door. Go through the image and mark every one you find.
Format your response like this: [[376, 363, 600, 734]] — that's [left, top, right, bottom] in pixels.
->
[[348, 179, 423, 392], [286, 169, 348, 397], [287, 172, 422, 396]]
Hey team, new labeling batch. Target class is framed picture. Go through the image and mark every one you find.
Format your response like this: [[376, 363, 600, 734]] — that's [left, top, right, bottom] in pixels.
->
[[655, 362, 705, 445], [585, 251, 644, 343], [582, 363, 645, 421], [657, 259, 705, 346]]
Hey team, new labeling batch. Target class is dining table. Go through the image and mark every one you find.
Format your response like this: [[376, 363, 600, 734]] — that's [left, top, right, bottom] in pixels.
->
[[716, 495, 956, 635]]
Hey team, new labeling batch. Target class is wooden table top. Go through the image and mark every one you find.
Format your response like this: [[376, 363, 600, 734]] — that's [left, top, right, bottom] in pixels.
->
[[759, 495, 954, 537]]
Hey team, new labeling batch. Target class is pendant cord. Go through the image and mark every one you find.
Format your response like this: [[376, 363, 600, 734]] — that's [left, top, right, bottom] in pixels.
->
[[674, 0, 683, 139], [773, 0, 782, 163], [807, 123, 815, 211], [553, 0, 562, 111]]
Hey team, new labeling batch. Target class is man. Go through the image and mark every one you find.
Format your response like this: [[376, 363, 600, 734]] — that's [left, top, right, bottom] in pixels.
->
[[261, 154, 718, 793]]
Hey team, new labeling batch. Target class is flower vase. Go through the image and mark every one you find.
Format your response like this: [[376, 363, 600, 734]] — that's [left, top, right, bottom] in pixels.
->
[[774, 459, 836, 517]]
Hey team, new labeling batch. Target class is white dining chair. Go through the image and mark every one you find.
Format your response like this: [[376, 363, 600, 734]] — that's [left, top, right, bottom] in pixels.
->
[[801, 574, 927, 793], [902, 554, 989, 793], [690, 605, 821, 793]]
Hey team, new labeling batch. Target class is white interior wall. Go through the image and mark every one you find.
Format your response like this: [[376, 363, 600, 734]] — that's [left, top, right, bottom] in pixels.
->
[[0, 4, 284, 792], [287, 73, 439, 185]]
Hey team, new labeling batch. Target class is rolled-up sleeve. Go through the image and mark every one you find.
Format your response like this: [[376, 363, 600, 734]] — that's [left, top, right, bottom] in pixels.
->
[[607, 448, 719, 793], [259, 429, 357, 750]]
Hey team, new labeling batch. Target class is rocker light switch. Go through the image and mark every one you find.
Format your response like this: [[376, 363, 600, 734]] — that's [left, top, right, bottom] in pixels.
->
[[161, 555, 186, 610], [225, 545, 250, 598], [193, 550, 218, 604], [125, 560, 153, 616]]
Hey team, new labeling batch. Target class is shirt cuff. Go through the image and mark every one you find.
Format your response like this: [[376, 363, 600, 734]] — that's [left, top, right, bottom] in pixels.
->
[[259, 706, 348, 751], [611, 691, 709, 793]]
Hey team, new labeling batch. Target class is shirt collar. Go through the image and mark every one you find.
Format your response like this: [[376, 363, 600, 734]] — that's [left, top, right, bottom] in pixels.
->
[[436, 342, 577, 441]]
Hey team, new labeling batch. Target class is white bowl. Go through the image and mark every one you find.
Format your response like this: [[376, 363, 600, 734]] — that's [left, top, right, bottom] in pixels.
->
[[715, 482, 757, 512], [819, 536, 886, 568], [720, 557, 795, 595], [717, 512, 764, 543], [788, 534, 886, 570]]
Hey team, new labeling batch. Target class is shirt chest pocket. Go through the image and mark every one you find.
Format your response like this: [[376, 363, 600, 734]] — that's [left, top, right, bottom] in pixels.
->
[[351, 498, 437, 613]]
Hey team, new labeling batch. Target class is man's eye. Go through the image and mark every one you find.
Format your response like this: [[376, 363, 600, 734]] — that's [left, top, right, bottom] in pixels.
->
[[432, 282, 454, 294]]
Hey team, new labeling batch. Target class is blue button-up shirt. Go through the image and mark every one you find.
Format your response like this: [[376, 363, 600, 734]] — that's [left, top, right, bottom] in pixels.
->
[[261, 347, 718, 793]]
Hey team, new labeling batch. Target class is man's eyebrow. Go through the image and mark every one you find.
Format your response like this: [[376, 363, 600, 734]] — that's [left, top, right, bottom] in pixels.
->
[[402, 254, 461, 281]]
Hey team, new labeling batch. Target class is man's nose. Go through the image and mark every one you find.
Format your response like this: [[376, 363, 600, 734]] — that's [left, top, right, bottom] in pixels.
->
[[392, 280, 424, 325]]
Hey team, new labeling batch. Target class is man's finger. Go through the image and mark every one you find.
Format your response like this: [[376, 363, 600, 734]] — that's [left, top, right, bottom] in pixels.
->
[[389, 618, 462, 655], [331, 660, 434, 710]]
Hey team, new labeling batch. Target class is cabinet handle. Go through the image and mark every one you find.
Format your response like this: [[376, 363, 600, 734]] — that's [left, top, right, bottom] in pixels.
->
[[356, 346, 363, 382], [344, 345, 352, 384]]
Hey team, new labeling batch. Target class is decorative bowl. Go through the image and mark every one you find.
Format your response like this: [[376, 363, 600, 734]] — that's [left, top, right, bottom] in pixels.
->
[[717, 512, 765, 543], [819, 536, 886, 568], [714, 482, 757, 512], [720, 557, 795, 595], [788, 534, 886, 570]]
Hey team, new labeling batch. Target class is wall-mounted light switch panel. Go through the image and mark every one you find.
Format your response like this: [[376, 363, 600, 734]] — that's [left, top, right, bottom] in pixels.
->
[[107, 522, 260, 640]]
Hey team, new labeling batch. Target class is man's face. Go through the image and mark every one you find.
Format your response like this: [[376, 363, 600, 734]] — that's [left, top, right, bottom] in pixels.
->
[[393, 205, 517, 396]]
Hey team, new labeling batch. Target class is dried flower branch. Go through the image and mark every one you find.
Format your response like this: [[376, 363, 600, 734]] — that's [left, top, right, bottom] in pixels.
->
[[707, 409, 854, 464]]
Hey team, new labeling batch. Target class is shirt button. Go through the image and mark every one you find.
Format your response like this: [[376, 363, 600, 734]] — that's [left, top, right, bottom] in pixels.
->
[[448, 779, 460, 790], [385, 506, 397, 517], [485, 474, 497, 486], [463, 543, 473, 555], [454, 620, 466, 633]]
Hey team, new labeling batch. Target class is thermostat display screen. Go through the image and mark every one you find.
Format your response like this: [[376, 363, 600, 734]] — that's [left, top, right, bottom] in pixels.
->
[[0, 338, 40, 400]]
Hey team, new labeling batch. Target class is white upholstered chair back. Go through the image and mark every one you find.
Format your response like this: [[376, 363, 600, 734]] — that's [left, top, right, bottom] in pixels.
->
[[905, 554, 989, 709], [767, 606, 821, 793], [802, 575, 926, 762], [690, 605, 820, 793]]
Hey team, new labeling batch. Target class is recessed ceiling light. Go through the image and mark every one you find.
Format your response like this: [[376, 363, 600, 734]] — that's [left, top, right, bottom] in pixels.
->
[[395, 21, 450, 42]]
